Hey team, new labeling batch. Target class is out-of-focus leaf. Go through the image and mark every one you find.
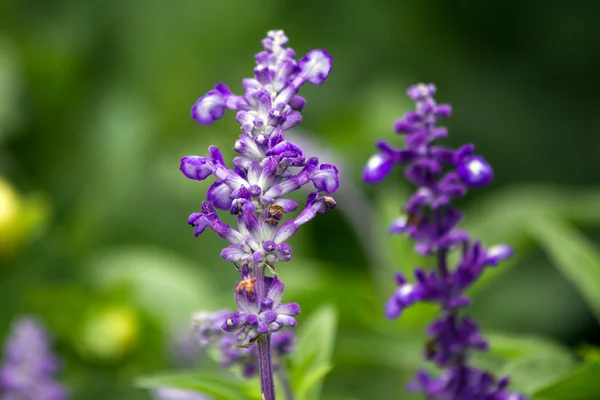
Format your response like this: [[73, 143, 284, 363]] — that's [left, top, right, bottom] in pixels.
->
[[527, 217, 600, 323], [0, 39, 21, 141], [469, 333, 577, 394], [135, 371, 259, 400], [291, 305, 338, 400], [577, 345, 600, 362], [533, 361, 600, 400], [89, 246, 219, 330], [465, 185, 600, 294]]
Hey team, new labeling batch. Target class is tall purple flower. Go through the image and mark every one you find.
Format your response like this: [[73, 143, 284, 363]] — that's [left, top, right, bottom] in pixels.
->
[[364, 83, 525, 400], [181, 30, 337, 400], [0, 317, 66, 400]]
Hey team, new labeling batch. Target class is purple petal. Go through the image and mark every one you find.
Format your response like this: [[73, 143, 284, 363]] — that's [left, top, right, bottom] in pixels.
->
[[207, 181, 233, 210], [180, 156, 213, 181], [457, 155, 494, 188], [222, 312, 244, 332], [385, 296, 403, 319], [275, 302, 300, 316], [275, 315, 297, 327], [281, 112, 302, 130], [297, 50, 332, 85], [310, 164, 339, 194], [434, 103, 452, 118], [389, 216, 409, 234], [266, 276, 285, 306], [485, 244, 513, 266], [220, 245, 249, 263], [191, 86, 227, 125], [257, 321, 270, 334], [261, 311, 278, 324], [288, 95, 306, 111], [363, 153, 393, 184], [273, 221, 298, 243], [393, 119, 417, 134], [273, 198, 298, 213]]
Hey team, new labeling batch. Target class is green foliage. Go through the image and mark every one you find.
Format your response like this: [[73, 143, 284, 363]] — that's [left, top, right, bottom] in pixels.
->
[[533, 362, 600, 400], [527, 217, 600, 324], [89, 246, 222, 330], [136, 371, 261, 400], [291, 306, 338, 400]]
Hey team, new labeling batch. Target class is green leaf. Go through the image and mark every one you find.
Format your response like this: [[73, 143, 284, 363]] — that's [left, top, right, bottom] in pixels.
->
[[527, 217, 600, 323], [468, 333, 577, 395], [89, 246, 220, 330], [291, 305, 338, 400], [533, 362, 600, 400], [135, 371, 259, 400]]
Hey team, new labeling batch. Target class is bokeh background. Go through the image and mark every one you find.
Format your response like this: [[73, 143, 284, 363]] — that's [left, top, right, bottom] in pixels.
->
[[1, 0, 600, 399]]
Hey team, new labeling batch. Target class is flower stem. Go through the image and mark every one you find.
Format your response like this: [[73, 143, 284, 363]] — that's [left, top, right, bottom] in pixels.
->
[[258, 333, 276, 400], [254, 264, 276, 400]]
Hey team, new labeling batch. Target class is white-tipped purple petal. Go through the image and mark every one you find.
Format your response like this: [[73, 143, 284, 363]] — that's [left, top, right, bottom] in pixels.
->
[[485, 244, 513, 266], [297, 50, 332, 85], [273, 221, 298, 244], [389, 216, 409, 235], [281, 112, 302, 130], [273, 198, 298, 213], [266, 276, 285, 306], [191, 87, 226, 125], [257, 321, 270, 334], [212, 164, 248, 190], [222, 312, 244, 332], [275, 302, 300, 316], [288, 95, 306, 111], [247, 160, 262, 185], [207, 181, 233, 210], [275, 315, 297, 327], [310, 164, 339, 194], [363, 153, 393, 184], [220, 245, 249, 263], [457, 155, 493, 188], [180, 156, 213, 181], [385, 296, 403, 320]]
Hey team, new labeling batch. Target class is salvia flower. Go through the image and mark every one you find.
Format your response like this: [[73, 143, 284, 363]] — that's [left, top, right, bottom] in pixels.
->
[[182, 30, 336, 400], [364, 83, 525, 399], [0, 317, 66, 400], [192, 310, 296, 378]]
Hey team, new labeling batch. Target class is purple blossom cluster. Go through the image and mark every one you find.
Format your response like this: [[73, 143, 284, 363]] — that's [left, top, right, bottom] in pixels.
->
[[363, 83, 525, 400], [0, 317, 66, 400], [181, 30, 337, 399], [192, 309, 296, 378]]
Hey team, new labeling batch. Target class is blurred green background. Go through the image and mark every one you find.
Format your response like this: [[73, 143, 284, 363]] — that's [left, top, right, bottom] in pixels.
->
[[1, 0, 600, 399]]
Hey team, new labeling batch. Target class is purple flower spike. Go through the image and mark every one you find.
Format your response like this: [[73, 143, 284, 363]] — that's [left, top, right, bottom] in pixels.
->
[[182, 30, 336, 400], [364, 83, 524, 399], [0, 317, 66, 400]]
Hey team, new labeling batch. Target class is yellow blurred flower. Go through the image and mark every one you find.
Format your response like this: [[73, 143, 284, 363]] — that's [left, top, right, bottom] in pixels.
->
[[78, 305, 140, 362], [0, 178, 23, 255], [0, 177, 51, 258]]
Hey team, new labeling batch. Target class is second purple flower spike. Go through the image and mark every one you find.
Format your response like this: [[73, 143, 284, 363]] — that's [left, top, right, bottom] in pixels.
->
[[181, 30, 338, 400], [364, 83, 525, 400]]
